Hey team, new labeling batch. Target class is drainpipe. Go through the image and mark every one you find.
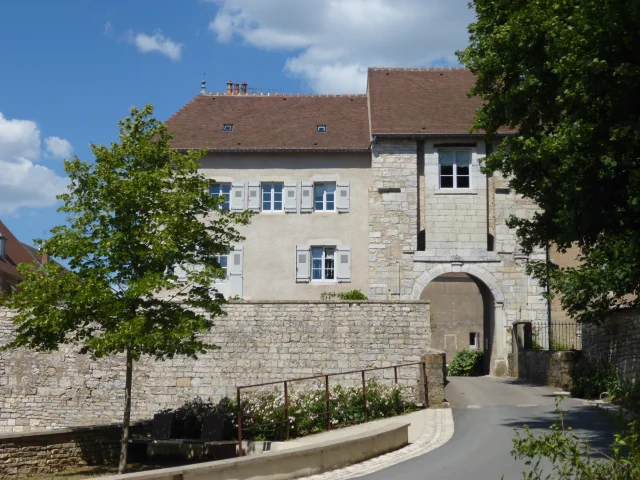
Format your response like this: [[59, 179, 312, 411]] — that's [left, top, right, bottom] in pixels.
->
[[546, 243, 552, 348]]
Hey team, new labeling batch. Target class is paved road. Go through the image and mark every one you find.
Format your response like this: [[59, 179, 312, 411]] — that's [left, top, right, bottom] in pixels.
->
[[358, 377, 616, 480]]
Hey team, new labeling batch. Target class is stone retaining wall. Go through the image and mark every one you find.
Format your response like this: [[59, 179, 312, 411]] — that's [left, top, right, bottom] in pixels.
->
[[0, 422, 150, 479], [0, 301, 432, 433], [516, 350, 580, 391], [582, 308, 640, 384]]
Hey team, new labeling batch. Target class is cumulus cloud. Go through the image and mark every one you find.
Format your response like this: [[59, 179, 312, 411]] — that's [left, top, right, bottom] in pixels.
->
[[0, 113, 69, 214], [207, 0, 475, 93], [44, 136, 73, 159], [125, 30, 183, 61]]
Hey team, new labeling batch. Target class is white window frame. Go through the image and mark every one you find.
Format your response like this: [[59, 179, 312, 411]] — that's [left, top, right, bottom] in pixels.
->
[[469, 332, 480, 350], [314, 182, 336, 212], [438, 150, 472, 189], [215, 253, 229, 281], [261, 182, 284, 211], [311, 246, 336, 282], [210, 183, 231, 210]]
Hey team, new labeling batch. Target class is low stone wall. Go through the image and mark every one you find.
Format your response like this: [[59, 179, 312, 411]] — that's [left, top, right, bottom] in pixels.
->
[[582, 309, 640, 384], [423, 353, 446, 407], [0, 301, 432, 433], [0, 422, 150, 479], [516, 350, 579, 391]]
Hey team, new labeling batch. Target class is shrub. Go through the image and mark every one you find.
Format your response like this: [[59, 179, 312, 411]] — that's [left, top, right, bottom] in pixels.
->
[[571, 357, 629, 401], [448, 349, 484, 376], [511, 400, 640, 479], [161, 378, 416, 442], [320, 290, 368, 301]]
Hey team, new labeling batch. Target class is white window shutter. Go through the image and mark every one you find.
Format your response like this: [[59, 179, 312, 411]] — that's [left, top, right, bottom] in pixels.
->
[[247, 182, 260, 212], [337, 181, 350, 213], [230, 182, 245, 211], [284, 181, 297, 213], [336, 245, 351, 283], [300, 182, 313, 213], [296, 245, 310, 282], [228, 245, 243, 298]]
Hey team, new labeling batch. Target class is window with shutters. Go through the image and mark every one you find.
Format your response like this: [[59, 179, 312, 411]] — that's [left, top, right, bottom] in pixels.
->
[[210, 183, 231, 210], [314, 183, 336, 211], [311, 247, 335, 281], [215, 253, 229, 280], [438, 150, 471, 189], [262, 183, 284, 211]]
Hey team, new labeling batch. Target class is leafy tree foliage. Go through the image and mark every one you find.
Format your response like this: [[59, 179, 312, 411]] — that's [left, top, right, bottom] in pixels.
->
[[458, 0, 640, 323], [0, 105, 251, 472]]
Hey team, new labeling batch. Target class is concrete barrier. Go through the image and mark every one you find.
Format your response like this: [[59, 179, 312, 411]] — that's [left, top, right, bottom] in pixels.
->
[[95, 422, 410, 480]]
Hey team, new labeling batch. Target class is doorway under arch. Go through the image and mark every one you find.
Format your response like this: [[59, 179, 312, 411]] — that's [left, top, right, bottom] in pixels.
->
[[413, 265, 506, 376]]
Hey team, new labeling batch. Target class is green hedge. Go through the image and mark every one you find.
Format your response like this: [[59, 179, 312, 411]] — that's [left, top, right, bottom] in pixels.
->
[[448, 349, 484, 376]]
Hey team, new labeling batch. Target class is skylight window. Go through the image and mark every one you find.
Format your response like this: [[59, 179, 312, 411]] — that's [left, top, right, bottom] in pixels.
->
[[222, 124, 234, 132], [316, 125, 327, 133]]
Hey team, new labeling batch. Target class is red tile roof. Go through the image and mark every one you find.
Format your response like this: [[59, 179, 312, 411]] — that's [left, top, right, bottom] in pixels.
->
[[166, 94, 371, 151], [166, 69, 514, 150], [0, 221, 39, 280], [367, 68, 514, 136]]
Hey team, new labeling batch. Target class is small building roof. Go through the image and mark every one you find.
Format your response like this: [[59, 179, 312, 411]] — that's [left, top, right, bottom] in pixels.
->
[[0, 221, 38, 280]]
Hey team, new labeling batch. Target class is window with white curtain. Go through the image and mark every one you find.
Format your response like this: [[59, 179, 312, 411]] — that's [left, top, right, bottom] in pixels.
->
[[438, 151, 471, 189]]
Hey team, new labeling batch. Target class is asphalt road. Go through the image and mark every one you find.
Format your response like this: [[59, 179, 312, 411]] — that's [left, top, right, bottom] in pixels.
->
[[359, 377, 616, 480]]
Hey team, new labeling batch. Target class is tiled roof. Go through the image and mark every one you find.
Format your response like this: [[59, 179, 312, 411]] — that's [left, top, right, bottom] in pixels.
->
[[367, 68, 514, 135], [0, 221, 38, 280], [166, 68, 514, 150], [166, 94, 371, 151]]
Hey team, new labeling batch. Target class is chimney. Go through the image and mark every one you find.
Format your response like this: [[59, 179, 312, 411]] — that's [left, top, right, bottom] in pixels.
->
[[241, 82, 247, 95], [233, 83, 239, 95], [200, 77, 206, 94], [0, 233, 5, 258], [41, 252, 49, 265], [226, 80, 233, 95]]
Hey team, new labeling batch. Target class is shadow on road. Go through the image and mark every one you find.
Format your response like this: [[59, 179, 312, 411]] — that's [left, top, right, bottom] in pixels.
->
[[501, 405, 618, 456]]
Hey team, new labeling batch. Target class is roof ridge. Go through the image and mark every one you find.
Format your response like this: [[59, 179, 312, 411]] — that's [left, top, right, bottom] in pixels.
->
[[200, 93, 368, 98], [368, 67, 468, 72]]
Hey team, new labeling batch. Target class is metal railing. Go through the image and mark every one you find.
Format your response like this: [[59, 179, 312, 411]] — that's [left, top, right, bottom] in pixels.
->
[[531, 322, 582, 350], [236, 362, 429, 456]]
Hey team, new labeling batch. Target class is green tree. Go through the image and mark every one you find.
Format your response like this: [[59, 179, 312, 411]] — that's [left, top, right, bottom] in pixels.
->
[[0, 105, 251, 473], [458, 0, 640, 324]]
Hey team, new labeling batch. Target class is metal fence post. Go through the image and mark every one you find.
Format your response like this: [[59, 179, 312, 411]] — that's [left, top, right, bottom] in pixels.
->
[[362, 370, 368, 422], [237, 387, 243, 457], [284, 381, 289, 440], [325, 375, 331, 431], [422, 362, 429, 409]]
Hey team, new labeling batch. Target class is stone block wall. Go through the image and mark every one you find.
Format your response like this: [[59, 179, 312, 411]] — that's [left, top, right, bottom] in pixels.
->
[[582, 309, 640, 384], [0, 301, 433, 433], [368, 139, 418, 299], [516, 350, 580, 391], [0, 423, 150, 478]]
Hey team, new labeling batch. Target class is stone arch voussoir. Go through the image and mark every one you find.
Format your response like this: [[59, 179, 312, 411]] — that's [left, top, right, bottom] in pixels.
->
[[411, 263, 505, 303]]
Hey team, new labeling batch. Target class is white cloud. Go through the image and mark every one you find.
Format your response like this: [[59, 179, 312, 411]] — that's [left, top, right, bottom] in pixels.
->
[[0, 113, 69, 214], [104, 21, 114, 36], [44, 136, 73, 159], [126, 30, 183, 61], [207, 0, 475, 93]]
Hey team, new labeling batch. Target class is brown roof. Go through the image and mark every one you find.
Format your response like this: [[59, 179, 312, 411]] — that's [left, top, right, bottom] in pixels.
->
[[0, 221, 38, 280], [367, 68, 514, 136], [166, 94, 371, 151]]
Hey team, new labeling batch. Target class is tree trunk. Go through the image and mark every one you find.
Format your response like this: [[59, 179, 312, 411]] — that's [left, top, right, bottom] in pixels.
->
[[118, 346, 134, 474]]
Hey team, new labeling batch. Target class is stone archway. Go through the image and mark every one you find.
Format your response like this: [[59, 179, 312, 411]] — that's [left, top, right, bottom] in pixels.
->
[[412, 264, 507, 376]]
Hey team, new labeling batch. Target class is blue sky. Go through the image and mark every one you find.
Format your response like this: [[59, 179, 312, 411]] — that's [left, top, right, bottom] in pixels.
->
[[0, 0, 474, 247]]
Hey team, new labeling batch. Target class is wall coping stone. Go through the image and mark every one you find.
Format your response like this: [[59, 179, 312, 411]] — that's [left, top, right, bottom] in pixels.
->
[[227, 300, 430, 305], [0, 420, 150, 444]]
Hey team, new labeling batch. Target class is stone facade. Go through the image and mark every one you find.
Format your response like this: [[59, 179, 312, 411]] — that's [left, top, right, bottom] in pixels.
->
[[516, 350, 579, 391], [365, 137, 548, 376], [0, 302, 433, 433], [582, 309, 640, 384], [0, 423, 150, 479]]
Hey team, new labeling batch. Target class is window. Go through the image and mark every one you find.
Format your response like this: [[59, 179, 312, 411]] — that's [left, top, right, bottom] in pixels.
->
[[469, 332, 480, 350], [311, 247, 335, 280], [316, 125, 327, 133], [215, 253, 229, 280], [439, 151, 471, 189], [210, 183, 231, 210], [262, 183, 284, 211], [314, 182, 336, 211], [222, 124, 233, 132]]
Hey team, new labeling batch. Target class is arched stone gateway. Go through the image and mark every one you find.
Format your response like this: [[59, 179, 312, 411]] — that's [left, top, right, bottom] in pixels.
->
[[412, 264, 507, 376]]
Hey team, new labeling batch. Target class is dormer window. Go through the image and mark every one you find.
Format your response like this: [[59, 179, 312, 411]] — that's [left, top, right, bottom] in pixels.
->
[[222, 124, 234, 132], [316, 125, 327, 133]]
